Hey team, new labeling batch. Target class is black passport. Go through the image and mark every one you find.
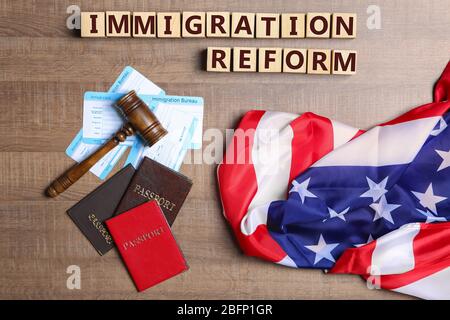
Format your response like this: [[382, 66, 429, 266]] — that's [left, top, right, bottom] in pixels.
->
[[114, 157, 193, 226], [67, 164, 136, 255]]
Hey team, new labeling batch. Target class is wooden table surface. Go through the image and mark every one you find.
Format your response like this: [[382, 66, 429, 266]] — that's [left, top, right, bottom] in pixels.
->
[[1, 0, 449, 300]]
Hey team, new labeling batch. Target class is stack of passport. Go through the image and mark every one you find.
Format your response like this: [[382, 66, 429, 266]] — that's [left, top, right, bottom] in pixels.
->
[[68, 157, 192, 291], [65, 66, 200, 292]]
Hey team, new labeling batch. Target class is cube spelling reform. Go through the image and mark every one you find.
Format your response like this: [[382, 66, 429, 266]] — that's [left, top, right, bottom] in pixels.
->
[[206, 47, 357, 74]]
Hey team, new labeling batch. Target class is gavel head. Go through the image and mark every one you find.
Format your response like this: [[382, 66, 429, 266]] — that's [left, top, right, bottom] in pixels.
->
[[116, 91, 168, 146]]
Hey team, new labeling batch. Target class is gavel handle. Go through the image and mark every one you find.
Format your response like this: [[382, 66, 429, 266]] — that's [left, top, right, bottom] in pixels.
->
[[46, 124, 135, 198]]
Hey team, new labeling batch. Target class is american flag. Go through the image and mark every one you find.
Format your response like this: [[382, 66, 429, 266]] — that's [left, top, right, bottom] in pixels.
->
[[217, 61, 450, 299]]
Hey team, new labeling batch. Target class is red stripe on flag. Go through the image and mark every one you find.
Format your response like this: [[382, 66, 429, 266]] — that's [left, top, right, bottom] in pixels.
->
[[217, 110, 287, 263], [380, 101, 450, 127], [434, 61, 450, 103], [374, 222, 450, 290], [351, 129, 365, 140], [331, 222, 450, 290], [330, 241, 377, 275], [289, 113, 335, 184], [218, 110, 263, 230], [242, 225, 288, 262]]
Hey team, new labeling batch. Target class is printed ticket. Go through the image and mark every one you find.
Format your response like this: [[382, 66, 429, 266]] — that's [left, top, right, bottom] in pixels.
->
[[66, 66, 165, 179], [66, 130, 129, 180], [67, 66, 204, 179], [83, 92, 200, 171]]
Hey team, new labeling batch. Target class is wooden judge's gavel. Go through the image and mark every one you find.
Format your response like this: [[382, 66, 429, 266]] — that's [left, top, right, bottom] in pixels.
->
[[46, 91, 167, 198]]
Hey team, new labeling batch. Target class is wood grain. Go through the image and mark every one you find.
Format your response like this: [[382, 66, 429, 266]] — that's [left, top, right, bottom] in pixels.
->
[[0, 0, 449, 300]]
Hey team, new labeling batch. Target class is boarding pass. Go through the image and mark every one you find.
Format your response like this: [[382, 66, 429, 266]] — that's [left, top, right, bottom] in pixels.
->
[[66, 66, 165, 179], [83, 92, 201, 171]]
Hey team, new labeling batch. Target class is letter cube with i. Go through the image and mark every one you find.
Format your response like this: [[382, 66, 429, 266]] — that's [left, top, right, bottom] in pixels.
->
[[281, 13, 305, 38], [81, 12, 105, 37], [157, 12, 181, 38]]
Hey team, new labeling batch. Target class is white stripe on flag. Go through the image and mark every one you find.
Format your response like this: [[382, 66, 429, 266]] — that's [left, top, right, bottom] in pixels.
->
[[241, 203, 269, 236], [331, 120, 359, 149], [241, 111, 297, 236], [394, 267, 450, 300], [314, 117, 440, 167], [371, 223, 420, 275], [277, 255, 297, 268]]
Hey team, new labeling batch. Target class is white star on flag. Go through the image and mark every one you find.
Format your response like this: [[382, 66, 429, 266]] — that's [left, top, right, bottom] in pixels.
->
[[430, 118, 448, 136], [360, 177, 389, 202], [370, 196, 401, 224], [289, 178, 317, 204], [412, 183, 447, 214], [416, 208, 447, 223], [354, 234, 374, 247], [436, 149, 450, 171], [328, 207, 350, 221], [304, 234, 339, 265]]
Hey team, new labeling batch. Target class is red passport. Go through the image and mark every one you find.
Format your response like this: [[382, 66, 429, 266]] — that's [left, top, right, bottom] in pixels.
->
[[106, 201, 188, 292]]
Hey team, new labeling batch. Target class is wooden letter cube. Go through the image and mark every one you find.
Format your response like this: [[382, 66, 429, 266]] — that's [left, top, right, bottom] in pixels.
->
[[207, 47, 231, 72], [206, 12, 230, 37], [283, 48, 307, 73], [81, 12, 105, 37], [332, 50, 357, 75], [332, 13, 357, 38], [106, 11, 131, 37], [258, 48, 283, 72], [182, 12, 206, 37], [231, 13, 255, 38], [307, 49, 331, 74], [281, 13, 305, 38], [306, 13, 331, 38], [133, 12, 156, 38], [157, 12, 181, 38], [233, 47, 257, 72], [256, 13, 280, 38]]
